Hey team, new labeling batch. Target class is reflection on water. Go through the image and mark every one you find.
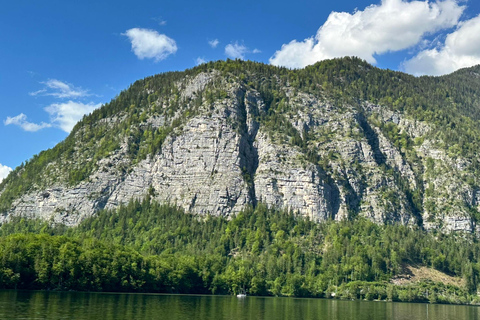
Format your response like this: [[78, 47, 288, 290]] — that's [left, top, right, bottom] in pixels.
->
[[0, 290, 478, 320]]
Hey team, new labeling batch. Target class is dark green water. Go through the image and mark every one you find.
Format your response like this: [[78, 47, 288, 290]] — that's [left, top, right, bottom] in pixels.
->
[[0, 291, 478, 320]]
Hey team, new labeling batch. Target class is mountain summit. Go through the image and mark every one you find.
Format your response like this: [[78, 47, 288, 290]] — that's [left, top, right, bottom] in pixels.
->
[[2, 58, 480, 234]]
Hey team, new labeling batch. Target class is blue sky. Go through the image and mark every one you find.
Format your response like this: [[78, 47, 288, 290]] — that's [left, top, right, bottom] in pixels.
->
[[2, 0, 480, 181]]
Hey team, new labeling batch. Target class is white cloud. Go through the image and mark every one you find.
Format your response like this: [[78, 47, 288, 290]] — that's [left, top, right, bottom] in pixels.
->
[[5, 101, 101, 133], [225, 42, 248, 59], [252, 48, 261, 54], [196, 57, 207, 65], [123, 28, 177, 62], [270, 0, 465, 68], [404, 14, 480, 75], [209, 39, 219, 48], [45, 101, 102, 133], [0, 163, 12, 184], [4, 113, 51, 132], [30, 79, 89, 99]]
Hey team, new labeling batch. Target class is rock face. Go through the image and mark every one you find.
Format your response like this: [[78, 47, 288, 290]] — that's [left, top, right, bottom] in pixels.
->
[[1, 61, 480, 235]]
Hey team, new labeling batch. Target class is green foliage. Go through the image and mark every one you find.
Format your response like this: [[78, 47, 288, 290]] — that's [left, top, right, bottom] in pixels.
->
[[1, 198, 480, 303]]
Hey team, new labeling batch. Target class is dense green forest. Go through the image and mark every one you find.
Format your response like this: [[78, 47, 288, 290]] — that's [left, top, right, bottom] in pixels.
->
[[1, 197, 479, 305]]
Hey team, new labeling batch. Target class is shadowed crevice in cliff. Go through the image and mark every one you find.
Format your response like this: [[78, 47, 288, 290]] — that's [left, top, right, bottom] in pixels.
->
[[338, 173, 362, 220], [391, 168, 424, 227], [94, 190, 110, 211], [238, 89, 260, 209], [357, 113, 386, 166], [323, 169, 340, 220], [357, 113, 423, 227]]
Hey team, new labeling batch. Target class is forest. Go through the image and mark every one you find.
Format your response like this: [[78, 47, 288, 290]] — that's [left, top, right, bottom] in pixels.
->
[[0, 196, 479, 305]]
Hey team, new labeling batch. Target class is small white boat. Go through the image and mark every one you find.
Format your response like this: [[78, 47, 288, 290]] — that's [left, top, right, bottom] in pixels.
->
[[236, 293, 247, 298]]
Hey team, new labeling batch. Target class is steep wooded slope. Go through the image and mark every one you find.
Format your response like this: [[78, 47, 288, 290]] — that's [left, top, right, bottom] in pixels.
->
[[2, 58, 480, 234]]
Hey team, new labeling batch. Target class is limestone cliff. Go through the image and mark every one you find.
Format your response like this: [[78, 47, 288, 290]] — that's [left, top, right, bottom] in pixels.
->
[[1, 58, 480, 235]]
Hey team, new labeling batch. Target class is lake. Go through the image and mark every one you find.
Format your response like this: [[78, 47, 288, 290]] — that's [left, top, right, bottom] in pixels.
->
[[0, 290, 478, 319]]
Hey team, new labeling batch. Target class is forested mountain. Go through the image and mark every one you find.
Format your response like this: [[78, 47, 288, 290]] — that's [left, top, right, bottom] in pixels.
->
[[3, 58, 480, 302], [2, 57, 480, 234]]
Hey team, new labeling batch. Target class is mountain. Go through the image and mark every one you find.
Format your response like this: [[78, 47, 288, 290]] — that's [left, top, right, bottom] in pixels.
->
[[2, 57, 480, 234]]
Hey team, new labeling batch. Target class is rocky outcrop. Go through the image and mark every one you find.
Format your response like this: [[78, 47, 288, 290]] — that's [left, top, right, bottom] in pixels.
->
[[1, 69, 479, 235], [253, 130, 340, 221]]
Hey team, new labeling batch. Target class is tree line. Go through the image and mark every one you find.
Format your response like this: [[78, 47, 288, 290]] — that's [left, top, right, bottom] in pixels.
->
[[0, 197, 479, 304]]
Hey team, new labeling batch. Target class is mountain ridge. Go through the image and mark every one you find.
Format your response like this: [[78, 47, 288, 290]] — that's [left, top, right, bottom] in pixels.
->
[[2, 57, 480, 234]]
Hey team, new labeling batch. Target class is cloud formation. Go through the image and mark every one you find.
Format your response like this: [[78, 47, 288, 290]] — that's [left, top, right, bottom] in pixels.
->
[[225, 42, 248, 59], [270, 0, 465, 68], [404, 14, 480, 75], [45, 101, 102, 133], [6, 78, 101, 133], [5, 101, 100, 133], [209, 39, 219, 48], [123, 28, 177, 62], [30, 79, 89, 99], [4, 114, 51, 132], [0, 164, 12, 183]]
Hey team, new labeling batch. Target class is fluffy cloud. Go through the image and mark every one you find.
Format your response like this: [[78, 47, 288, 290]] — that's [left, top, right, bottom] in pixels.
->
[[0, 164, 12, 184], [123, 28, 177, 62], [30, 79, 89, 99], [225, 42, 248, 59], [270, 0, 465, 68], [208, 39, 219, 48], [45, 101, 102, 133], [404, 14, 480, 75], [5, 100, 99, 134], [4, 113, 51, 132], [7, 78, 101, 133]]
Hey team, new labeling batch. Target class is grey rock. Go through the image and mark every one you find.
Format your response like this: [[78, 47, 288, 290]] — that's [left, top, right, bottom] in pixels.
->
[[1, 71, 478, 236]]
